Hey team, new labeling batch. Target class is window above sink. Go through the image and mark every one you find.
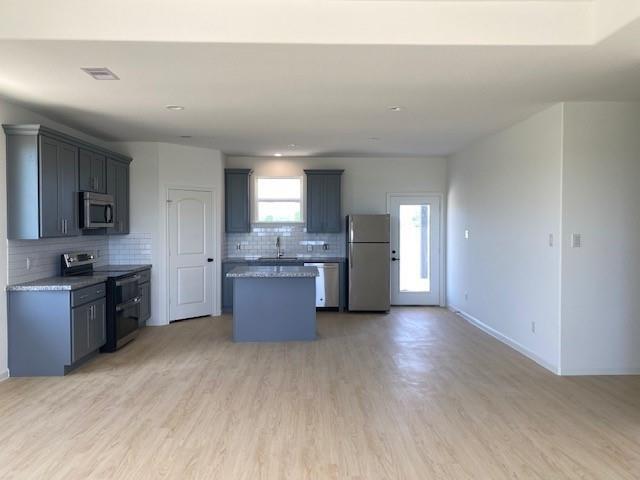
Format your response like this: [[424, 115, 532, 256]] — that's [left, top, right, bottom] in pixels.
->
[[254, 176, 304, 224]]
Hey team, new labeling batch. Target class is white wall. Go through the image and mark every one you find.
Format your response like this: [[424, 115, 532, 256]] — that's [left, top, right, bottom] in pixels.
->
[[447, 104, 564, 372], [560, 102, 640, 374], [227, 156, 448, 215], [115, 142, 224, 325], [0, 97, 121, 380]]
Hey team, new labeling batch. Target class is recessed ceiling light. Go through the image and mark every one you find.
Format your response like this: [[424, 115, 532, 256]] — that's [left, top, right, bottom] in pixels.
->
[[288, 144, 296, 148], [388, 106, 403, 112], [81, 67, 119, 80], [166, 105, 185, 111], [274, 153, 283, 157]]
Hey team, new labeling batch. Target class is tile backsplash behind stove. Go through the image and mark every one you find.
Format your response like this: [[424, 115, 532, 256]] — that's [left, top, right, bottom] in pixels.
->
[[225, 224, 345, 258], [8, 233, 153, 284]]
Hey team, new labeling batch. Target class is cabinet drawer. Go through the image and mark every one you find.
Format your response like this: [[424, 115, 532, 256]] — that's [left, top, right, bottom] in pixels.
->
[[138, 269, 151, 284], [71, 283, 106, 307]]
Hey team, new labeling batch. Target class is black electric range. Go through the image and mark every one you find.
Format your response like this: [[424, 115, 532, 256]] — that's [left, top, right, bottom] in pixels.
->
[[61, 253, 143, 352]]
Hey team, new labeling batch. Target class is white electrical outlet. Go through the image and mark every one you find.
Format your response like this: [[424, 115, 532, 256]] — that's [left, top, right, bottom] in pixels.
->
[[531, 321, 536, 334], [571, 233, 582, 248]]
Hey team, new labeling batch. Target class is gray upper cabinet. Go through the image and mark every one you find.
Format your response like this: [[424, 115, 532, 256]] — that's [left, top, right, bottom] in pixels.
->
[[79, 148, 106, 193], [3, 124, 132, 239], [38, 135, 78, 238], [106, 158, 130, 235], [305, 170, 343, 233], [225, 169, 252, 233]]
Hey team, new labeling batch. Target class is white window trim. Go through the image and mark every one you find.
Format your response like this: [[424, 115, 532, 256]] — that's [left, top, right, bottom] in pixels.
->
[[252, 175, 305, 224]]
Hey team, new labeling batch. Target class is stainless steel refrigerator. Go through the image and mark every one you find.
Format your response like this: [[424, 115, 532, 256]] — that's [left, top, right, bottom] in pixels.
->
[[347, 214, 390, 311]]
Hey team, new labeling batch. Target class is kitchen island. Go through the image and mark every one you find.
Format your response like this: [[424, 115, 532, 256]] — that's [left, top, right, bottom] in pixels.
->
[[226, 265, 319, 342]]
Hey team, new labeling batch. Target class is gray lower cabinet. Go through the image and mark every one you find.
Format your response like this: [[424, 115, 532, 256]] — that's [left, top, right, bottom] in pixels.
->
[[138, 279, 151, 327], [106, 158, 130, 234], [222, 261, 247, 311], [305, 170, 343, 233], [72, 297, 106, 362], [79, 148, 106, 193], [225, 169, 252, 233], [8, 283, 107, 376], [3, 124, 132, 240]]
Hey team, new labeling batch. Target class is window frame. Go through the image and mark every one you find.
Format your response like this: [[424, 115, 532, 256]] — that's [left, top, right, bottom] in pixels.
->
[[252, 175, 305, 224]]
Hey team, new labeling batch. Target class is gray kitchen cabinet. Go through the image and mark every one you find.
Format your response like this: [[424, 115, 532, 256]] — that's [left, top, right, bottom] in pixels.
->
[[8, 283, 107, 376], [79, 148, 106, 193], [304, 170, 343, 233], [72, 297, 106, 362], [138, 275, 151, 327], [106, 158, 130, 235], [3, 124, 132, 239], [225, 169, 252, 233], [39, 135, 79, 237]]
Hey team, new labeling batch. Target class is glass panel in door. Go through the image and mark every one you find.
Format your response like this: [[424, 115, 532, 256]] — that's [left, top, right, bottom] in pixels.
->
[[399, 204, 430, 293]]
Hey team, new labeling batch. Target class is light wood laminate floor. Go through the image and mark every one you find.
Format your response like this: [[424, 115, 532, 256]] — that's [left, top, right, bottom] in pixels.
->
[[1, 308, 639, 479]]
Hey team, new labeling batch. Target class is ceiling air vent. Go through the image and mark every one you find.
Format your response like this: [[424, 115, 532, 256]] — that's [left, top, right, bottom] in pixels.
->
[[81, 67, 120, 80]]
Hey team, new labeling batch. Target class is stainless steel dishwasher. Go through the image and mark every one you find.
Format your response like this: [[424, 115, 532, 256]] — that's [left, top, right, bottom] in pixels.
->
[[304, 263, 340, 308]]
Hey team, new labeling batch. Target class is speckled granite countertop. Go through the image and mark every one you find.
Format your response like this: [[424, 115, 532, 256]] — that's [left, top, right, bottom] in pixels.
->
[[226, 266, 319, 278], [223, 257, 345, 263], [7, 276, 108, 292]]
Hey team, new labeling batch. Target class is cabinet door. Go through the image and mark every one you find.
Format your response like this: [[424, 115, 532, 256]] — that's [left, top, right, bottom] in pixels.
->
[[106, 159, 130, 234], [89, 298, 107, 350], [139, 282, 151, 326], [59, 142, 79, 236], [79, 149, 94, 191], [71, 304, 91, 362], [222, 262, 246, 311], [92, 153, 106, 193], [324, 174, 342, 233], [305, 174, 325, 233], [225, 170, 251, 233], [39, 136, 62, 237]]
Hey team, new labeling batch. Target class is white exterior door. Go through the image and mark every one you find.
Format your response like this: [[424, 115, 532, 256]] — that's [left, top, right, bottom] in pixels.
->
[[168, 188, 214, 321], [389, 195, 441, 306]]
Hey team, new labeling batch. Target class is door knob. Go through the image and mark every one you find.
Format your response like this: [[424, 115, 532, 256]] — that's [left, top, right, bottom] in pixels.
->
[[207, 258, 214, 262], [391, 257, 400, 261]]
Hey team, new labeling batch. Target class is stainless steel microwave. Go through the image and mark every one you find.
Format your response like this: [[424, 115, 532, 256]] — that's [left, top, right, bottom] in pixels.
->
[[80, 192, 115, 229]]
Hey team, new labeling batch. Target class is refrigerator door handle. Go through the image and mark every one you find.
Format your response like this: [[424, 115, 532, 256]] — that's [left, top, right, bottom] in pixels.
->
[[349, 244, 354, 269]]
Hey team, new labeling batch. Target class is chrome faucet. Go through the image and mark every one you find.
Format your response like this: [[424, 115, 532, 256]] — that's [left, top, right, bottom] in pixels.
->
[[275, 236, 284, 258]]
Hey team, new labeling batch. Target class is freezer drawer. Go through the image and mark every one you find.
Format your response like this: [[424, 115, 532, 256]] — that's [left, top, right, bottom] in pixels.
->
[[348, 242, 390, 311], [347, 214, 390, 243], [304, 263, 340, 308]]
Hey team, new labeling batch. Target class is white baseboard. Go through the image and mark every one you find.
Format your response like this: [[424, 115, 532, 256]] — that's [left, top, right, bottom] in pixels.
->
[[447, 305, 559, 375], [0, 369, 9, 382], [559, 366, 640, 376]]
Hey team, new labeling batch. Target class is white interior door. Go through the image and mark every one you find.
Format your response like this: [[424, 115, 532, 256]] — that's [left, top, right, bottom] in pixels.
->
[[389, 195, 441, 305], [168, 188, 214, 321]]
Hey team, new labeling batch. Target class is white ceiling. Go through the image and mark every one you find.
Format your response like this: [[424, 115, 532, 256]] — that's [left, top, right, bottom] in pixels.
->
[[0, 0, 638, 157]]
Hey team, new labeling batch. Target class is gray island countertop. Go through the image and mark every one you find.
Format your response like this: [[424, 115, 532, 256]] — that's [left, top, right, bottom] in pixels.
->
[[226, 266, 319, 278], [7, 276, 108, 292]]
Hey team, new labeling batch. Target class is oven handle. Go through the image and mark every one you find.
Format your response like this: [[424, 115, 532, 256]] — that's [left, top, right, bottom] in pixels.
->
[[115, 275, 140, 287], [116, 296, 142, 312]]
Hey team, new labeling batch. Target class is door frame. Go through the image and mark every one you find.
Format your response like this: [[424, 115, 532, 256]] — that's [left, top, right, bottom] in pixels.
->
[[165, 185, 219, 323], [386, 192, 446, 307]]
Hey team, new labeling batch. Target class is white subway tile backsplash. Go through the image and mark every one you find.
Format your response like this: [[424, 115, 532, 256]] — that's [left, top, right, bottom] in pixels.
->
[[224, 224, 345, 258], [7, 233, 154, 285]]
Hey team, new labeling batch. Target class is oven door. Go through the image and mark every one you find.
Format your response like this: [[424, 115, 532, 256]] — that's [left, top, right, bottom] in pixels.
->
[[114, 275, 141, 348], [81, 192, 115, 229]]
